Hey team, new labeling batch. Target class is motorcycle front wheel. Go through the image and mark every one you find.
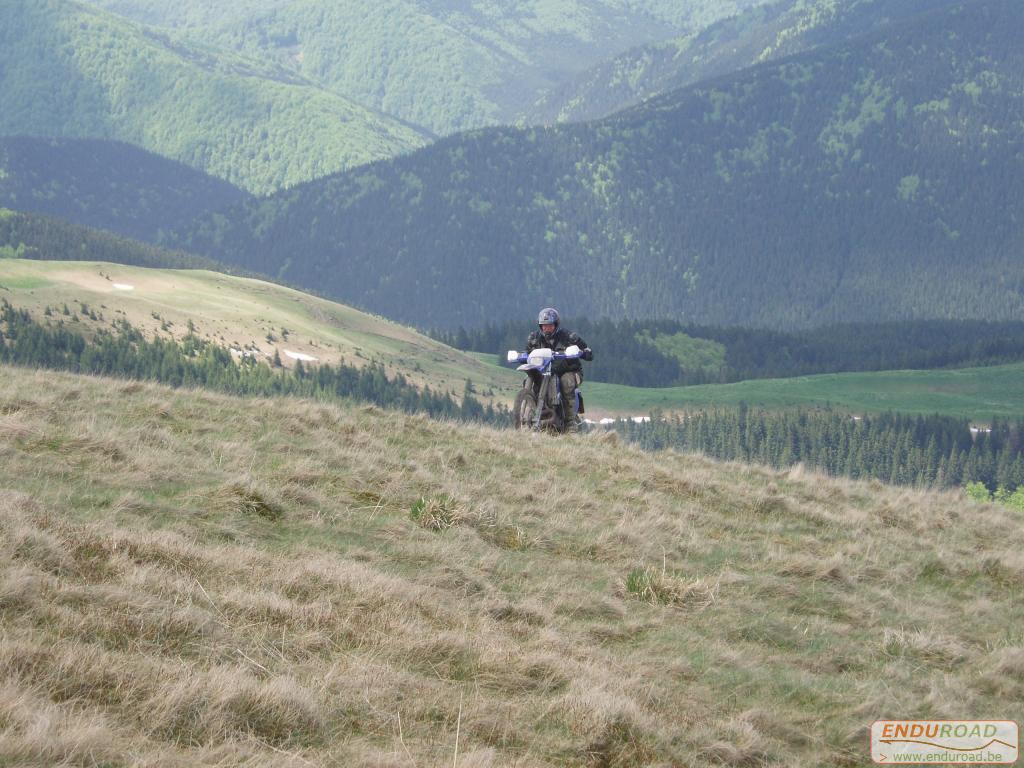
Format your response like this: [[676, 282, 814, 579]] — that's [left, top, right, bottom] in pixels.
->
[[513, 384, 560, 431], [513, 387, 538, 430]]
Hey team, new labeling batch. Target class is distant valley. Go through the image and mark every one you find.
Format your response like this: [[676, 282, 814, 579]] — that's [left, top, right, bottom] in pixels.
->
[[2, 0, 1020, 336]]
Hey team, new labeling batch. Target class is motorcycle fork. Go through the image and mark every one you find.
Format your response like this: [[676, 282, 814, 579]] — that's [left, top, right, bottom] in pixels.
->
[[534, 374, 550, 431]]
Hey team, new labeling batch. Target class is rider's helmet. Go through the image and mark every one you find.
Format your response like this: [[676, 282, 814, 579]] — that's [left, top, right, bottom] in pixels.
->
[[537, 307, 560, 339]]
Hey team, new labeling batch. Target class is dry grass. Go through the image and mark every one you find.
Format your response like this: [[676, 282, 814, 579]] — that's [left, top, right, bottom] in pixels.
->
[[1, 365, 1023, 766]]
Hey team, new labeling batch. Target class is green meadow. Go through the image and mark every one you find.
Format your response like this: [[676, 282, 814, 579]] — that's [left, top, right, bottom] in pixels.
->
[[471, 353, 1024, 422]]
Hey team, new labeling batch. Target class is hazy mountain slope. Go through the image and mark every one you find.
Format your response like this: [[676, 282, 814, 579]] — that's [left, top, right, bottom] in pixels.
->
[[1, 365, 1021, 766], [0, 0, 429, 194], [0, 138, 250, 242], [175, 0, 1024, 330], [632, 0, 772, 30], [80, 0, 770, 136], [85, 0, 766, 33], [530, 0, 960, 124]]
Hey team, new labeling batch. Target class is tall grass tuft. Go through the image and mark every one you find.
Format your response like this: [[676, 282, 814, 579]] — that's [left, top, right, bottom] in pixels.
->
[[209, 480, 285, 521], [409, 494, 465, 531], [625, 565, 717, 609]]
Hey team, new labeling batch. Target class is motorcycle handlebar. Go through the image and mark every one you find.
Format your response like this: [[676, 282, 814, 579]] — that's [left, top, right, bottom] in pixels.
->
[[505, 348, 591, 365]]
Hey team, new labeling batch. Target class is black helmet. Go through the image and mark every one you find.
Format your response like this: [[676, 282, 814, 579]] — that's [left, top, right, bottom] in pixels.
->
[[537, 307, 560, 338]]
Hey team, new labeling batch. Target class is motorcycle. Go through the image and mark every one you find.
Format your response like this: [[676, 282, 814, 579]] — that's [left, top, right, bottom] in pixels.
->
[[506, 345, 586, 432]]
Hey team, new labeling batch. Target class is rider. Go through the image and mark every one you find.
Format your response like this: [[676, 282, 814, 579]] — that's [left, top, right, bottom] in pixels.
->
[[526, 307, 593, 430]]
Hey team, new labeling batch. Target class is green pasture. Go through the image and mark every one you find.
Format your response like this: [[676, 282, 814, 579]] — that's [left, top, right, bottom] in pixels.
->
[[585, 365, 1024, 421], [469, 352, 1024, 421]]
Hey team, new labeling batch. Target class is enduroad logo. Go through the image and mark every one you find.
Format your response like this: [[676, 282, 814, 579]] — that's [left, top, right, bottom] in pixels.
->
[[872, 721, 1018, 764]]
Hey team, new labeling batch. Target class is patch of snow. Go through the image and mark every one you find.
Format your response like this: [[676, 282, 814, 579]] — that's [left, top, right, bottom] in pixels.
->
[[285, 350, 318, 362], [230, 348, 261, 358], [112, 283, 134, 291], [583, 417, 649, 427]]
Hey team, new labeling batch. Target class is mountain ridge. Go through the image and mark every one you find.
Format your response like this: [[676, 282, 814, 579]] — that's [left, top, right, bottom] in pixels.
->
[[79, 0, 773, 136], [528, 0, 961, 124], [172, 0, 1024, 330]]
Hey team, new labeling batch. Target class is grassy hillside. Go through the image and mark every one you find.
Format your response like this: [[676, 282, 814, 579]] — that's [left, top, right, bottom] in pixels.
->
[[0, 259, 517, 404], [2, 364, 1022, 766], [530, 0, 957, 124], [0, 0, 429, 194], [80, 0, 770, 136], [0, 137, 250, 243], [175, 0, 1024, 331]]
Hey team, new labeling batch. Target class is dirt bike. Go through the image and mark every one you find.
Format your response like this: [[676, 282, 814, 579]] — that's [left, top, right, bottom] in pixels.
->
[[506, 345, 586, 432]]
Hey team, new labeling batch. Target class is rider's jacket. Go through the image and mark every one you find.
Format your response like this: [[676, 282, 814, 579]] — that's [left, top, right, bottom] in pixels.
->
[[526, 328, 590, 376]]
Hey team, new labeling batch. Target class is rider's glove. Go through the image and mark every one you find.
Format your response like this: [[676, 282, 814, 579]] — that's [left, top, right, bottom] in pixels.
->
[[582, 348, 593, 361]]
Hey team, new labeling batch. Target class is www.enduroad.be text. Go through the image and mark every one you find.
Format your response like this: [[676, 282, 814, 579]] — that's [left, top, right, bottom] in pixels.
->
[[892, 750, 1007, 763]]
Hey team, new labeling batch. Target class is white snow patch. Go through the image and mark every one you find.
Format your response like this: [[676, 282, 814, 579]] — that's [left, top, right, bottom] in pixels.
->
[[112, 283, 135, 291], [584, 417, 650, 427], [230, 348, 261, 358], [285, 350, 318, 362]]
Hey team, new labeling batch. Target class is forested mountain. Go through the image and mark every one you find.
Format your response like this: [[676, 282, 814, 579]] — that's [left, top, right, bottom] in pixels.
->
[[80, 0, 770, 136], [0, 208, 233, 273], [0, 138, 250, 243], [174, 0, 1024, 331], [530, 0, 960, 124], [0, 0, 429, 194]]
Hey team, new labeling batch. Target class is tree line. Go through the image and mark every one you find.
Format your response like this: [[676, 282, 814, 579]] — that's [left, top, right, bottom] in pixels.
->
[[6, 300, 1023, 497], [0, 208, 233, 273], [615, 406, 1024, 493], [0, 301, 504, 424], [431, 317, 1024, 387]]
